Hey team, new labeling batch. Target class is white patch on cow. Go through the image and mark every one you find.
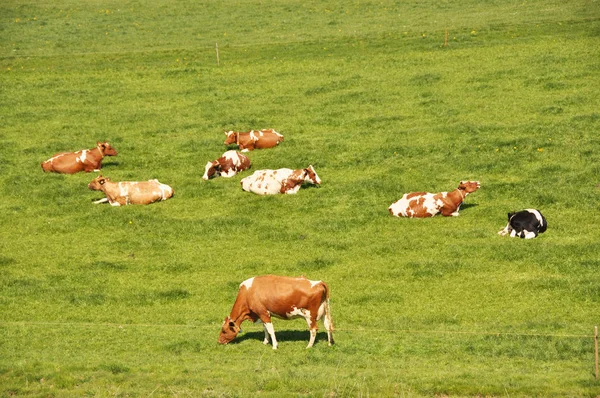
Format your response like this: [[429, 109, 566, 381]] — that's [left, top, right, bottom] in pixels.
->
[[159, 183, 172, 200], [118, 182, 129, 197], [77, 150, 88, 163], [523, 230, 536, 239], [309, 279, 321, 288], [240, 277, 254, 290], [202, 161, 214, 180], [249, 131, 258, 142], [388, 196, 410, 217], [423, 194, 442, 216], [222, 150, 241, 166], [525, 209, 544, 226]]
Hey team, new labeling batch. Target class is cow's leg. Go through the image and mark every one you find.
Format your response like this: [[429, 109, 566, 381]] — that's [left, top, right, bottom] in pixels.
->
[[304, 315, 318, 349], [261, 323, 270, 345], [323, 303, 334, 346], [498, 224, 512, 236], [93, 198, 109, 204], [264, 322, 278, 349]]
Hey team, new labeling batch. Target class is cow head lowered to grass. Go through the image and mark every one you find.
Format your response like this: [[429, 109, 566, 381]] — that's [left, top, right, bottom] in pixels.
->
[[218, 275, 334, 349], [389, 180, 480, 218]]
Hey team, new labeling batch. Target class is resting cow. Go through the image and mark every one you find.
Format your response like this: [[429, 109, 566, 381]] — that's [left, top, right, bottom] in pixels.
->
[[240, 165, 321, 195], [498, 209, 547, 239], [389, 180, 480, 218], [88, 175, 173, 206], [218, 275, 334, 349], [224, 129, 284, 152], [41, 142, 118, 174], [202, 150, 251, 180]]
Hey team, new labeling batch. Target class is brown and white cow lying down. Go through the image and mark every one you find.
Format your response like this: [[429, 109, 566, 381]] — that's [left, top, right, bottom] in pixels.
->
[[41, 141, 118, 174], [389, 181, 480, 218], [88, 175, 173, 206], [224, 129, 284, 152], [218, 275, 334, 349], [202, 150, 251, 180], [240, 165, 321, 195]]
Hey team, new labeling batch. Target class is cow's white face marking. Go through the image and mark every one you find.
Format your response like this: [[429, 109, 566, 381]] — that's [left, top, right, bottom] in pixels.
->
[[240, 277, 254, 290]]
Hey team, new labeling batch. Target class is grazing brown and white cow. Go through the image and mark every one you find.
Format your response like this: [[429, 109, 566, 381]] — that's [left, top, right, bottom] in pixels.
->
[[218, 275, 334, 349], [224, 129, 284, 152], [202, 150, 251, 180], [240, 165, 321, 195], [41, 142, 118, 174], [88, 175, 173, 206], [389, 181, 480, 218]]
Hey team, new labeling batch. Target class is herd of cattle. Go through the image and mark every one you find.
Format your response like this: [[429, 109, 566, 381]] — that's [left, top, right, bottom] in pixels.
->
[[40, 130, 548, 348]]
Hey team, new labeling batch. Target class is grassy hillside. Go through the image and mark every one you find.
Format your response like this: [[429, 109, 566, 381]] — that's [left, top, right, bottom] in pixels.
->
[[1, 0, 600, 396]]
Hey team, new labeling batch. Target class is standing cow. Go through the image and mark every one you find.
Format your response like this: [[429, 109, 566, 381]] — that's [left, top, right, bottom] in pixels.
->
[[41, 142, 118, 174], [88, 175, 173, 206], [389, 181, 480, 218], [202, 150, 251, 180], [240, 165, 321, 195], [218, 275, 334, 349], [224, 129, 284, 152]]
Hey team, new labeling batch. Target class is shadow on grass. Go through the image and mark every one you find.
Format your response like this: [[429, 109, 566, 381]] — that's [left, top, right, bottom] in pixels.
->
[[460, 203, 478, 212], [101, 161, 120, 169], [231, 330, 331, 346]]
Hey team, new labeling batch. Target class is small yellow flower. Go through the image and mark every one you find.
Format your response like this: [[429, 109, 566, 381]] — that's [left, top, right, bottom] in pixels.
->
[[471, 30, 477, 35], [537, 148, 544, 152]]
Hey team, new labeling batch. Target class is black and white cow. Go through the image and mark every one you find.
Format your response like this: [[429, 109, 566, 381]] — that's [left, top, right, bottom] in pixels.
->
[[498, 209, 547, 239]]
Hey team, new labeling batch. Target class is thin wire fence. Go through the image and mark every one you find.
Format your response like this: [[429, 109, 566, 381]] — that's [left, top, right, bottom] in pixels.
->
[[0, 321, 594, 339]]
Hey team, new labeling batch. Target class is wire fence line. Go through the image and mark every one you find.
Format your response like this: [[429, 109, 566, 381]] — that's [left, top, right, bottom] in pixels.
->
[[0, 321, 594, 339], [2, 16, 598, 61]]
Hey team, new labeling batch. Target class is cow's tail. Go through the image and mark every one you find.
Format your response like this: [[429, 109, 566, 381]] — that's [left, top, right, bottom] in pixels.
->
[[320, 282, 334, 345]]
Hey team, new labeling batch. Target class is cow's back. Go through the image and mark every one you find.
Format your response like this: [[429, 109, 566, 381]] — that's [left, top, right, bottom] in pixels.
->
[[120, 180, 174, 204], [245, 275, 326, 317], [241, 169, 293, 195], [389, 192, 442, 218], [254, 130, 284, 149], [42, 151, 85, 174], [221, 150, 251, 176]]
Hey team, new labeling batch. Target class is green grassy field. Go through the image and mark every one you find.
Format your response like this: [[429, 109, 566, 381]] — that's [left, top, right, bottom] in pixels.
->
[[1, 0, 600, 396]]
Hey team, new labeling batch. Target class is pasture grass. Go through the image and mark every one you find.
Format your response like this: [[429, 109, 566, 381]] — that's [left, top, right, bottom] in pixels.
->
[[1, 0, 600, 396]]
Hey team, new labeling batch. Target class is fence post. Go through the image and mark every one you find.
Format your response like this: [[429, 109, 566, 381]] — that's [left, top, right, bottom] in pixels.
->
[[595, 326, 599, 380]]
